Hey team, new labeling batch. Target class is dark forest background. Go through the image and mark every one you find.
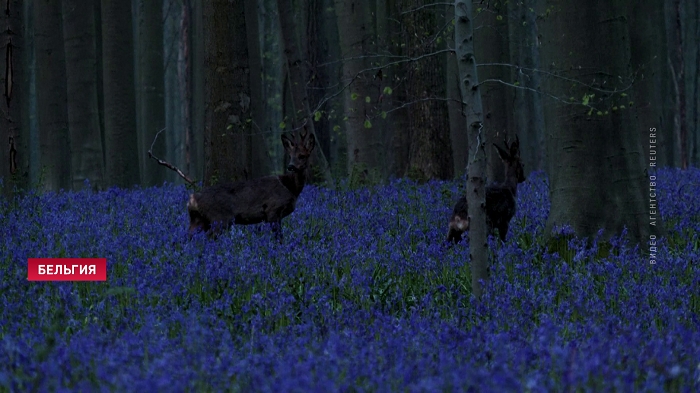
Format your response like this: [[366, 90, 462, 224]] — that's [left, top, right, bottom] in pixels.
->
[[1, 0, 698, 244]]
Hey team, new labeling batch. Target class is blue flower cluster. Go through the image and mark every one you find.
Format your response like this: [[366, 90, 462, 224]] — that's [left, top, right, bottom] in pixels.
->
[[1, 168, 698, 391]]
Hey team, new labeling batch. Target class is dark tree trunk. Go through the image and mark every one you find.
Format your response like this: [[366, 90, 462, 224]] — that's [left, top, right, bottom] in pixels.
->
[[276, 0, 333, 185], [137, 0, 166, 187], [474, 2, 511, 183], [101, 0, 140, 188], [1, 0, 27, 196], [35, 0, 72, 191], [402, 0, 454, 181], [541, 0, 650, 245], [202, 0, 252, 185], [63, 0, 105, 190], [507, 0, 545, 174]]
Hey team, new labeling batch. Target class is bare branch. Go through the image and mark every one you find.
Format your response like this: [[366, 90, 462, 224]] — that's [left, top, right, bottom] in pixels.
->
[[401, 2, 454, 15], [148, 128, 197, 186]]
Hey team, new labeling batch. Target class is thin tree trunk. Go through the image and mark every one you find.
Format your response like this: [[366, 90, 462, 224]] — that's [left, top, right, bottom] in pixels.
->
[[35, 0, 72, 191], [244, 0, 271, 178], [1, 0, 27, 196], [507, 0, 545, 174], [137, 0, 166, 187], [101, 0, 139, 188], [63, 0, 104, 190], [455, 0, 488, 299], [446, 3, 468, 179]]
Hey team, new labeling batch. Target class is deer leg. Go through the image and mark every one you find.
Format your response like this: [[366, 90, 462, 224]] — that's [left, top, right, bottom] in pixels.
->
[[498, 222, 509, 242]]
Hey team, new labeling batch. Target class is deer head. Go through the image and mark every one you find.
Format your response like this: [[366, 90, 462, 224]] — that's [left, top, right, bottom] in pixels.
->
[[493, 135, 526, 186], [281, 128, 316, 174]]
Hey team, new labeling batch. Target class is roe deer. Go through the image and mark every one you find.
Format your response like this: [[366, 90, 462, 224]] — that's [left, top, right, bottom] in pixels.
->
[[187, 129, 315, 240], [447, 135, 526, 244]]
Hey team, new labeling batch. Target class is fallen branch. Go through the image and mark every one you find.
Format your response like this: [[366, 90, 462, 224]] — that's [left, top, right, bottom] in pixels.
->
[[148, 128, 197, 186]]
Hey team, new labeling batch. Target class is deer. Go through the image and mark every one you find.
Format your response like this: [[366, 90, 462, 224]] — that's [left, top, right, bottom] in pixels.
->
[[186, 129, 315, 241], [446, 135, 526, 245]]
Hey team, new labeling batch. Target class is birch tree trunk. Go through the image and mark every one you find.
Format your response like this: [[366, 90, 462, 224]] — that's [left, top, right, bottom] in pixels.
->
[[454, 0, 488, 298]]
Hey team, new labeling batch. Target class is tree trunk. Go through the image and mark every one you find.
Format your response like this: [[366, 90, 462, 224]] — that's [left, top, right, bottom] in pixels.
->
[[507, 0, 545, 174], [541, 0, 650, 245], [244, 0, 272, 178], [63, 0, 104, 190], [202, 0, 252, 185], [629, 0, 672, 170], [136, 0, 166, 187], [403, 0, 454, 181], [190, 0, 205, 181], [335, 0, 383, 177], [35, 0, 72, 191], [277, 0, 333, 185], [446, 3, 468, 179], [387, 0, 411, 179], [474, 3, 511, 183], [455, 0, 488, 299], [1, 0, 27, 196], [101, 0, 140, 188]]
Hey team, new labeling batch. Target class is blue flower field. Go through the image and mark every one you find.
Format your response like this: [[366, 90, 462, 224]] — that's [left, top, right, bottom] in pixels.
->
[[1, 168, 699, 392]]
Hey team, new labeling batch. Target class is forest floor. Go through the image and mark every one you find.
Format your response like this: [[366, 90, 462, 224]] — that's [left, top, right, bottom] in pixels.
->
[[1, 168, 699, 391]]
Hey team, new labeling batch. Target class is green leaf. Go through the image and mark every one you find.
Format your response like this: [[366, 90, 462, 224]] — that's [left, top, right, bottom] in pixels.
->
[[620, 93, 627, 97], [620, 105, 626, 109], [381, 111, 387, 119], [343, 116, 349, 121], [496, 15, 503, 21], [364, 120, 372, 129], [597, 111, 603, 116], [333, 125, 341, 132], [314, 111, 322, 121], [351, 93, 359, 100], [383, 86, 393, 95], [365, 96, 371, 103], [226, 124, 233, 130], [279, 121, 286, 129]]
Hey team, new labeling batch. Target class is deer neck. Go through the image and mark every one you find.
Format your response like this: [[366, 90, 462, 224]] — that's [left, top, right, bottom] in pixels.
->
[[503, 172, 519, 196], [278, 169, 307, 197]]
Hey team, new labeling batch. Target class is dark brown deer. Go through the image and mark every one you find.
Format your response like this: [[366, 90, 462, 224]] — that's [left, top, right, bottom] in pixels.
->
[[187, 129, 315, 240], [447, 135, 526, 244]]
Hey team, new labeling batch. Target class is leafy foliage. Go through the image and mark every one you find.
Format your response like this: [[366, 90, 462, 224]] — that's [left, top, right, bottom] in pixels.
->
[[0, 168, 699, 391]]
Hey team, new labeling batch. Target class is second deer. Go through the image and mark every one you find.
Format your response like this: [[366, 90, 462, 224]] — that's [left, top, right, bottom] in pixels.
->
[[447, 135, 526, 244], [187, 129, 315, 241]]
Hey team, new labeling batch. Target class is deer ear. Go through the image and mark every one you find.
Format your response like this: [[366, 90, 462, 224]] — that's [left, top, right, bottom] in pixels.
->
[[510, 135, 520, 157], [281, 134, 294, 150], [305, 132, 316, 151], [493, 144, 510, 161]]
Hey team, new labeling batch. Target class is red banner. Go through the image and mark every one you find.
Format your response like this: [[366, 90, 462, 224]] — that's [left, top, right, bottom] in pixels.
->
[[27, 258, 107, 281]]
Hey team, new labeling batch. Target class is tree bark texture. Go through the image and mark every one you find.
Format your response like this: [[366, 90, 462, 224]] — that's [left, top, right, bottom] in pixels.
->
[[1, 0, 27, 196], [202, 0, 252, 185], [63, 0, 105, 190], [401, 0, 454, 181], [455, 0, 489, 299], [101, 0, 140, 188], [335, 0, 383, 177], [277, 0, 333, 185], [541, 0, 650, 245], [35, 0, 72, 191], [137, 0, 166, 187], [474, 3, 511, 183]]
